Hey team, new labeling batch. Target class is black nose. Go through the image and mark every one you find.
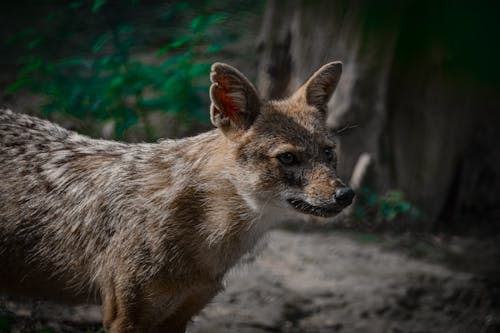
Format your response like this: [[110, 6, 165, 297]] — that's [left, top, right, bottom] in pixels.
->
[[335, 187, 355, 207]]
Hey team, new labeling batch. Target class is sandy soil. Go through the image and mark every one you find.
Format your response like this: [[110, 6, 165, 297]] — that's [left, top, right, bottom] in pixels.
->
[[1, 230, 499, 333]]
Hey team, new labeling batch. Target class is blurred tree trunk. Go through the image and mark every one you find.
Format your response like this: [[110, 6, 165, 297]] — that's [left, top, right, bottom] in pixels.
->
[[257, 0, 500, 232]]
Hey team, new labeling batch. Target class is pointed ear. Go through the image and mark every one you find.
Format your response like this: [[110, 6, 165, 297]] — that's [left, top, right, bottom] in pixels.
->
[[301, 61, 342, 112], [210, 63, 260, 135]]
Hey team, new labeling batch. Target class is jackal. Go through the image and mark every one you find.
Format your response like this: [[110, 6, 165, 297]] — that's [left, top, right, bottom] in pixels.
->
[[0, 61, 354, 332]]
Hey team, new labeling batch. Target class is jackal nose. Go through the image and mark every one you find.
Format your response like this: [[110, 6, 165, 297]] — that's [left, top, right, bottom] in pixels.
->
[[335, 187, 355, 207]]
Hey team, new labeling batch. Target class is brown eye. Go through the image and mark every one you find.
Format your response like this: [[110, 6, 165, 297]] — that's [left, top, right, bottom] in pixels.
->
[[324, 148, 335, 162], [277, 152, 298, 165]]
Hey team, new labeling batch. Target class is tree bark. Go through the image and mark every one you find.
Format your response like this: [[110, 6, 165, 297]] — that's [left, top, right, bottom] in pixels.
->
[[257, 0, 500, 232]]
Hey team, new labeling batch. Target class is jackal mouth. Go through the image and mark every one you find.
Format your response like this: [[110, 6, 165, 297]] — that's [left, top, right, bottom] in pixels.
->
[[287, 198, 342, 217]]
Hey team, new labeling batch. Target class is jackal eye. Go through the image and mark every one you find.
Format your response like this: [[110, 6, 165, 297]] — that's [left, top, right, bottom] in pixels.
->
[[277, 152, 298, 166], [324, 148, 335, 162]]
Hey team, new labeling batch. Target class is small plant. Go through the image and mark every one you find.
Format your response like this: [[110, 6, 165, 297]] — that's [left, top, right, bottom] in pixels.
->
[[5, 0, 229, 140], [0, 305, 11, 333], [35, 328, 55, 333], [353, 187, 421, 225]]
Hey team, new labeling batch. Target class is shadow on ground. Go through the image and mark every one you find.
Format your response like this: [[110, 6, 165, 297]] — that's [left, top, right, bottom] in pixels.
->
[[1, 230, 499, 333]]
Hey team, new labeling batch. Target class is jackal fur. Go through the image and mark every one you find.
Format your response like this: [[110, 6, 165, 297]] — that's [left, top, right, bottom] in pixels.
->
[[0, 61, 352, 332]]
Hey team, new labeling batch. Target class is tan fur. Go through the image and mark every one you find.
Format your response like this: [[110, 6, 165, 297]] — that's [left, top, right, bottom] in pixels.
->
[[0, 61, 351, 332]]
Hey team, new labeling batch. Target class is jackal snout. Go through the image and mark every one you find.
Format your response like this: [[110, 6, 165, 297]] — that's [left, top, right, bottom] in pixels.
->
[[334, 186, 355, 207], [291, 171, 354, 217]]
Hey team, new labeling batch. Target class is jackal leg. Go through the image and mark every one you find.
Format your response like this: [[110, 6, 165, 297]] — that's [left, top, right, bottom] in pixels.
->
[[101, 276, 218, 333], [154, 288, 216, 333], [102, 283, 139, 333], [101, 276, 153, 333]]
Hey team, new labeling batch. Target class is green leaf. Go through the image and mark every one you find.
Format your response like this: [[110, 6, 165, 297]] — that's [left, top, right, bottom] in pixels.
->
[[56, 58, 87, 68], [92, 0, 107, 13], [27, 38, 43, 50], [44, 61, 57, 71], [380, 201, 397, 220], [206, 43, 223, 54], [171, 36, 191, 49], [19, 58, 43, 75], [397, 202, 412, 213], [159, 52, 192, 69], [110, 76, 124, 88], [138, 97, 168, 110], [161, 75, 182, 94], [353, 206, 366, 218], [118, 24, 134, 34], [157, 36, 192, 56], [175, 2, 190, 12], [190, 16, 204, 31], [68, 1, 83, 9], [207, 13, 226, 25], [45, 12, 57, 23], [37, 328, 55, 333], [4, 77, 32, 94], [366, 193, 378, 207], [114, 109, 138, 136], [97, 56, 113, 67], [188, 63, 210, 78], [93, 33, 111, 54], [386, 190, 403, 202], [0, 316, 11, 332]]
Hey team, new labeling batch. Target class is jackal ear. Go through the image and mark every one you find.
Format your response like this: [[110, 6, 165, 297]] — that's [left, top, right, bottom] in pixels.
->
[[301, 61, 342, 112], [210, 63, 260, 135]]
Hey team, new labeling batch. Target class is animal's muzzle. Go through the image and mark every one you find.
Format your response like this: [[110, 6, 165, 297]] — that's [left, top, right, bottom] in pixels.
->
[[334, 187, 355, 207]]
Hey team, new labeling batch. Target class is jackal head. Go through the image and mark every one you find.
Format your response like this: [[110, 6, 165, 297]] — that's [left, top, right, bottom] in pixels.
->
[[210, 62, 354, 219]]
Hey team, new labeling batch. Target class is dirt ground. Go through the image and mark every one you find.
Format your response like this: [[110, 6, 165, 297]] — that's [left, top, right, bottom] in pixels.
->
[[1, 229, 499, 333]]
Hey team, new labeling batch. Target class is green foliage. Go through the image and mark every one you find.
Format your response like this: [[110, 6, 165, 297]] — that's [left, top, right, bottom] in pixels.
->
[[0, 317, 10, 333], [354, 187, 421, 224], [0, 306, 10, 333], [34, 329, 55, 333], [5, 1, 230, 140]]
